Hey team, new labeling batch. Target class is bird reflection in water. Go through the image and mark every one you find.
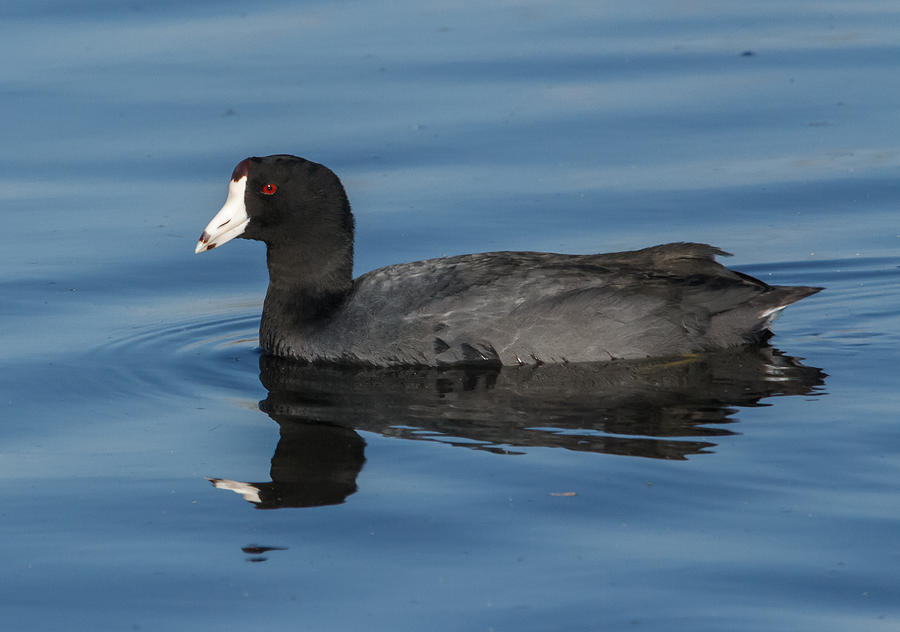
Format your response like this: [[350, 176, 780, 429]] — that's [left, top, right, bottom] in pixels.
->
[[208, 346, 825, 509]]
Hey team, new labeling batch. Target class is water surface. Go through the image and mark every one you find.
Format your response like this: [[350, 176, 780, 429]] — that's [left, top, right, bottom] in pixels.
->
[[2, 1, 900, 630]]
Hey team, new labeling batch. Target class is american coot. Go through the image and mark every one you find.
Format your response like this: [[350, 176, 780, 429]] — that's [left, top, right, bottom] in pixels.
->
[[195, 154, 821, 366]]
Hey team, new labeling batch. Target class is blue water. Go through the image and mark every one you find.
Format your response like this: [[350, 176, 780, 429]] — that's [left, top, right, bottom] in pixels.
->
[[2, 1, 900, 630]]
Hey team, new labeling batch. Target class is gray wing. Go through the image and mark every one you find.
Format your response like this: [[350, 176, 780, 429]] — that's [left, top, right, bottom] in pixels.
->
[[331, 243, 818, 365]]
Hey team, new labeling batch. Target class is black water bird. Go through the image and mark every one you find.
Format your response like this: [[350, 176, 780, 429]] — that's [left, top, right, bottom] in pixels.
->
[[195, 154, 821, 366]]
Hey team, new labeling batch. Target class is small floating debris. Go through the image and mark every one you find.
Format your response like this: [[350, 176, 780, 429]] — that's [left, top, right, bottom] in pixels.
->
[[242, 545, 288, 555], [242, 544, 288, 563]]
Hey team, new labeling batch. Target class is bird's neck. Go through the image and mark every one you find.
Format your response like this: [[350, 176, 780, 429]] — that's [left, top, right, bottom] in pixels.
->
[[260, 240, 354, 350]]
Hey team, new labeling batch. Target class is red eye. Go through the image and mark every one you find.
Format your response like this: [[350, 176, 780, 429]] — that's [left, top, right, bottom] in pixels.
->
[[261, 183, 277, 195]]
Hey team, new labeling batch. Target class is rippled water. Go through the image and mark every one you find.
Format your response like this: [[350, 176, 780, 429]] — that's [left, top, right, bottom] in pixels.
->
[[2, 1, 900, 630]]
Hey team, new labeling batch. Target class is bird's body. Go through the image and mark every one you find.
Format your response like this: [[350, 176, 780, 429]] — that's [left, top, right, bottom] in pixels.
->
[[195, 155, 821, 367], [261, 246, 815, 366]]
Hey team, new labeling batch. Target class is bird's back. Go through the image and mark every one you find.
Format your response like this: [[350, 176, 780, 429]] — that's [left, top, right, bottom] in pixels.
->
[[293, 243, 820, 366]]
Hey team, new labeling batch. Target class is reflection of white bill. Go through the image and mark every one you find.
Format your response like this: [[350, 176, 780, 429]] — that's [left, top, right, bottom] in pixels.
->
[[207, 477, 260, 505]]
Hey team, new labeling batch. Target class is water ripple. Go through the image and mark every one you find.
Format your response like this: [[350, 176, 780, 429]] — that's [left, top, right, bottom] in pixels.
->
[[94, 308, 261, 401]]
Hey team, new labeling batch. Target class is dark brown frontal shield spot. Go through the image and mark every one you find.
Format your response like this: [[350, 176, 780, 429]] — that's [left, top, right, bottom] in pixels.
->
[[231, 158, 250, 182]]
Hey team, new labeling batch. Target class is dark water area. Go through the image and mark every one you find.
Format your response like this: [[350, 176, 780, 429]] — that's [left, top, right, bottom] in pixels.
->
[[2, 1, 900, 630]]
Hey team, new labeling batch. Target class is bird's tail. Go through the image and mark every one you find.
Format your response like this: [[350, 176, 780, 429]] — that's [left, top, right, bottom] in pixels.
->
[[757, 285, 823, 321]]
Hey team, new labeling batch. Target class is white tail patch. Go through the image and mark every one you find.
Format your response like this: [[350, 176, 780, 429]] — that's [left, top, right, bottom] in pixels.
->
[[760, 304, 788, 319]]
